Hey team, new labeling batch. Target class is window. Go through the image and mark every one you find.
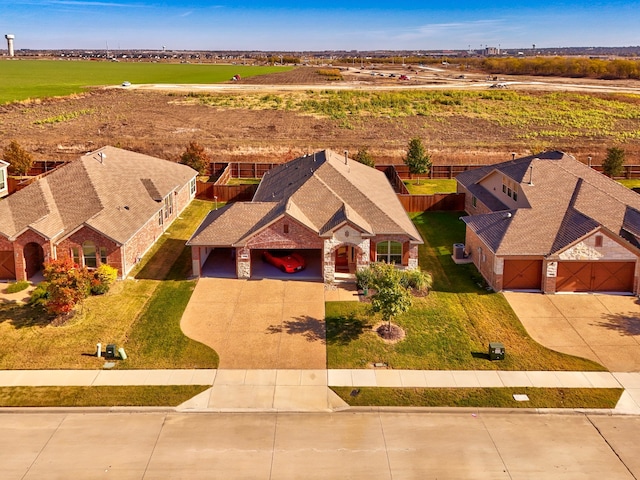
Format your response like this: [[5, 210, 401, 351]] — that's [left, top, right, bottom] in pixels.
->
[[100, 247, 108, 264], [472, 196, 477, 208], [158, 210, 163, 226], [0, 168, 5, 191], [376, 241, 403, 264], [190, 178, 196, 196], [284, 224, 289, 234], [502, 176, 519, 201], [164, 194, 173, 219], [72, 247, 80, 265], [82, 241, 97, 268], [595, 235, 603, 247]]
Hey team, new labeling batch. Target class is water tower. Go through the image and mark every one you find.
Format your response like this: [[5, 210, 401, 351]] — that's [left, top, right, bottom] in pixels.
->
[[5, 34, 15, 57]]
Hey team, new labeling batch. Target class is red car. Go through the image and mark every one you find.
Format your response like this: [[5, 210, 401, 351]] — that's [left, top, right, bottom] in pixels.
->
[[262, 250, 306, 273]]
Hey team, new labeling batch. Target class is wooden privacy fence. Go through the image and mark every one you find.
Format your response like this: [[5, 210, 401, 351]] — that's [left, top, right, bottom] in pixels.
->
[[398, 193, 465, 212], [196, 182, 258, 202]]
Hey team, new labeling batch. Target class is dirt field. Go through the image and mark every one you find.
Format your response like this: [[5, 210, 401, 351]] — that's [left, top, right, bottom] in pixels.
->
[[2, 66, 640, 165]]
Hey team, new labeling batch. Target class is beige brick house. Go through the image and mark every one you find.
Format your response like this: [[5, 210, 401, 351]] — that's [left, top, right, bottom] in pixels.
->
[[457, 151, 640, 294], [188, 150, 423, 282], [0, 146, 197, 281]]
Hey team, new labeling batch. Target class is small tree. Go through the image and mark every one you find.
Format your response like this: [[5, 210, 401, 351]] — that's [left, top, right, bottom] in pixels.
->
[[369, 262, 412, 336], [602, 147, 626, 178], [3, 140, 34, 176], [404, 137, 431, 185], [179, 141, 209, 176], [354, 147, 375, 168], [43, 258, 90, 317]]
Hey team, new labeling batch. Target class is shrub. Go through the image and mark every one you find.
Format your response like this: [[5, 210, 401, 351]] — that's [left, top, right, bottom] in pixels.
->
[[400, 269, 433, 295], [43, 258, 90, 316], [90, 264, 118, 295], [5, 280, 29, 294], [28, 282, 50, 307], [355, 267, 374, 290]]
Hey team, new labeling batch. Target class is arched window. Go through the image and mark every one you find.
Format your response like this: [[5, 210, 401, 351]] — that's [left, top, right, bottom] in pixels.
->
[[82, 241, 97, 268], [376, 241, 402, 264]]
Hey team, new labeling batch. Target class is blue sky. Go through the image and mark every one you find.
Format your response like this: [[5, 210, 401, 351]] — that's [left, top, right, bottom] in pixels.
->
[[1, 0, 639, 51]]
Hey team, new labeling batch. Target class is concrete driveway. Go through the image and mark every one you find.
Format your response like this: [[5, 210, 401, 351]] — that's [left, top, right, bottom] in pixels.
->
[[181, 278, 326, 369], [504, 292, 640, 372]]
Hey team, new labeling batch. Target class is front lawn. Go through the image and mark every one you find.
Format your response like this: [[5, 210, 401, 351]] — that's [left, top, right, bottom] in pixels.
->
[[326, 211, 605, 371], [0, 200, 219, 369]]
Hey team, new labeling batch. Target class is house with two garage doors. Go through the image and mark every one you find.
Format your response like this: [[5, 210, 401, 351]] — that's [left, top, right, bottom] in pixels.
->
[[457, 151, 640, 295]]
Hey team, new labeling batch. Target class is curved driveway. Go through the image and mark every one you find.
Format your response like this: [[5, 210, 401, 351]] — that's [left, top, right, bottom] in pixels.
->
[[504, 292, 640, 372]]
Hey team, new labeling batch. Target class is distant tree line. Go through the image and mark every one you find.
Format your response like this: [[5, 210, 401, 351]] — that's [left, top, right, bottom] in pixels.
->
[[480, 57, 640, 80]]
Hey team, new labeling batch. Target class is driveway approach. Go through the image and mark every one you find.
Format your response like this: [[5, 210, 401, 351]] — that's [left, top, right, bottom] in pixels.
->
[[504, 292, 640, 372], [181, 278, 326, 369]]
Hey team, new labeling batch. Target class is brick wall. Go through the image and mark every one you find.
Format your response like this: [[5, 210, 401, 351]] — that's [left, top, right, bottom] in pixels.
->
[[246, 217, 324, 250], [464, 228, 500, 290], [57, 227, 123, 274], [457, 184, 493, 215]]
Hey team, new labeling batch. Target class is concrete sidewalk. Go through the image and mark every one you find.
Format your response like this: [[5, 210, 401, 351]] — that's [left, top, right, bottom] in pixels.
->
[[0, 368, 639, 413]]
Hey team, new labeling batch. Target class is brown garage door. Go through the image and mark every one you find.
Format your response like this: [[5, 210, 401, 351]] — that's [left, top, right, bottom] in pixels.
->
[[0, 251, 16, 280], [503, 259, 543, 290], [556, 262, 635, 292]]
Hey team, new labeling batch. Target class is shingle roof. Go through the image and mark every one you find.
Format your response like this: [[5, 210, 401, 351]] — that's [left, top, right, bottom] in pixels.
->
[[190, 149, 423, 247], [458, 151, 640, 256], [188, 203, 278, 246], [0, 146, 196, 244]]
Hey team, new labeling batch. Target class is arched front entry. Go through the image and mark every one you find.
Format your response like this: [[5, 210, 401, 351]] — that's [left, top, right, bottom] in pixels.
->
[[334, 244, 364, 274], [23, 242, 44, 279]]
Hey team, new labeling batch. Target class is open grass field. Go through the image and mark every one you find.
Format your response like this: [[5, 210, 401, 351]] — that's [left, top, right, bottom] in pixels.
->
[[326, 211, 605, 371], [0, 60, 291, 104]]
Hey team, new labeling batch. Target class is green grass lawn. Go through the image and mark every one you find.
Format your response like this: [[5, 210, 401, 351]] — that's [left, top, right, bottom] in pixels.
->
[[617, 179, 640, 189], [0, 385, 210, 407], [227, 178, 262, 185], [0, 199, 219, 369], [326, 211, 605, 371], [403, 179, 457, 195], [0, 60, 291, 104], [332, 387, 623, 409]]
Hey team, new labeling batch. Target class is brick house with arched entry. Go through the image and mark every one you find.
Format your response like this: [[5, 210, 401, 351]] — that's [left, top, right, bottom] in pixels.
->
[[457, 151, 640, 294], [188, 150, 423, 282], [0, 146, 197, 281]]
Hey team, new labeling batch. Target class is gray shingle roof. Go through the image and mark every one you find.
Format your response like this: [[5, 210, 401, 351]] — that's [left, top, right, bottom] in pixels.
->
[[458, 151, 640, 256], [0, 146, 197, 244], [189, 149, 423, 247]]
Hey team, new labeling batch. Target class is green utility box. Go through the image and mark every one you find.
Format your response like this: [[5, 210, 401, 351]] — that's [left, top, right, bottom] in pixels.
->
[[106, 344, 117, 359], [489, 342, 505, 361]]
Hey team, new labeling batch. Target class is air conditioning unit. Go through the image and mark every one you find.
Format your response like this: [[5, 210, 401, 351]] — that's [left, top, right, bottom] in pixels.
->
[[453, 243, 465, 260]]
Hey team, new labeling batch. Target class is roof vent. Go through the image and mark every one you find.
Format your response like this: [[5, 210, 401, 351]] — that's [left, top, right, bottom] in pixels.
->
[[528, 165, 534, 185], [511, 152, 516, 160], [504, 212, 512, 218], [344, 150, 349, 165], [97, 152, 106, 164]]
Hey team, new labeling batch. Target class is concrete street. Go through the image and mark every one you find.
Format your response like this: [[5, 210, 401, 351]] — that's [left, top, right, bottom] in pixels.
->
[[1, 411, 639, 479]]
